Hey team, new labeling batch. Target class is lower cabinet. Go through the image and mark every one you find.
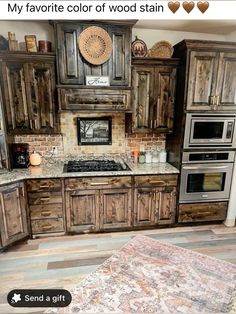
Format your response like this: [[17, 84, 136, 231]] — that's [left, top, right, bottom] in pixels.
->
[[26, 179, 65, 235], [0, 182, 28, 248], [65, 177, 132, 233], [134, 186, 176, 227], [178, 202, 228, 223]]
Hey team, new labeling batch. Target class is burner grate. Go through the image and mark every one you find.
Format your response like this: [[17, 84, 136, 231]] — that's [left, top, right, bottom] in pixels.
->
[[64, 159, 131, 172]]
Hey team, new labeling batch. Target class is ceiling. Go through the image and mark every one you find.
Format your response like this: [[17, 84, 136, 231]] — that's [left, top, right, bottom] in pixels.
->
[[135, 20, 236, 35]]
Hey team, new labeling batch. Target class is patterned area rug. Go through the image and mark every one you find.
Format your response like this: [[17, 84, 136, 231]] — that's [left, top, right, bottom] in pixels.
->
[[49, 235, 236, 313]]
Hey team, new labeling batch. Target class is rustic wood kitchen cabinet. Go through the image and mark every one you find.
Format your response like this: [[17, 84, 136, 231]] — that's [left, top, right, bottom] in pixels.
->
[[54, 21, 134, 86], [0, 182, 28, 248], [130, 58, 178, 133], [65, 177, 132, 233], [0, 52, 58, 134], [26, 179, 65, 235], [174, 40, 236, 111], [134, 175, 177, 226]]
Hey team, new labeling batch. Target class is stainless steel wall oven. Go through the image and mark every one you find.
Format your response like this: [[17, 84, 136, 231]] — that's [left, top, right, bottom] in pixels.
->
[[179, 151, 235, 203]]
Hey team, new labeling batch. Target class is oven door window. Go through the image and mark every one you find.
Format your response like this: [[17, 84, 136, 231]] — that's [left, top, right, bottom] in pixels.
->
[[187, 172, 226, 193], [193, 122, 224, 139]]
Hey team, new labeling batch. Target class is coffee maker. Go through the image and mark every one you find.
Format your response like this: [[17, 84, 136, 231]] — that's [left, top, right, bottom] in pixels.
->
[[10, 143, 29, 168]]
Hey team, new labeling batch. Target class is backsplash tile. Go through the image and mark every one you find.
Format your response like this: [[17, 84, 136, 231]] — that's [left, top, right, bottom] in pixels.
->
[[13, 113, 165, 159]]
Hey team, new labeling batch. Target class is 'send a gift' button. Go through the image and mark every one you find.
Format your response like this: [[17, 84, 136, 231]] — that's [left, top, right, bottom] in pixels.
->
[[7, 289, 72, 307]]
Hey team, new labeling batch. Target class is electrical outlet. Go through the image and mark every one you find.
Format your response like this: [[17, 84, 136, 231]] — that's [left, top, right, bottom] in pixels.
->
[[50, 146, 57, 156]]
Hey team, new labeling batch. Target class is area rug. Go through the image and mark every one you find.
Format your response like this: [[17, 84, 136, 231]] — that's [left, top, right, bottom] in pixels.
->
[[49, 235, 236, 313]]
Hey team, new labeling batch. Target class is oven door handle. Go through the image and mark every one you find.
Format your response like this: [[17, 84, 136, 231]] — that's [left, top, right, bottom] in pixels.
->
[[183, 165, 229, 170]]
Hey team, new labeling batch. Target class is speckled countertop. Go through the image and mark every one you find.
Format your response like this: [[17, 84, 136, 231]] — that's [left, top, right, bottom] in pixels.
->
[[0, 161, 179, 186]]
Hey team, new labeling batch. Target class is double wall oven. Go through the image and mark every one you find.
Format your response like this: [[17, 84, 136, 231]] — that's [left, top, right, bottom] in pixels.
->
[[179, 113, 236, 204]]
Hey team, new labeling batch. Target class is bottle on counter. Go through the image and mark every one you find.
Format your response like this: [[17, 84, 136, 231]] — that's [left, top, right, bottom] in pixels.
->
[[159, 149, 167, 163], [138, 144, 145, 164], [145, 150, 152, 163]]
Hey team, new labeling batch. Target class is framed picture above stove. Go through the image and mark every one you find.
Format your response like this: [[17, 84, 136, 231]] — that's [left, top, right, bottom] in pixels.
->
[[77, 117, 112, 145]]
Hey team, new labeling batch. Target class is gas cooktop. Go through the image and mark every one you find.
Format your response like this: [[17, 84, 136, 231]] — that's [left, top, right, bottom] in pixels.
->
[[64, 159, 131, 172]]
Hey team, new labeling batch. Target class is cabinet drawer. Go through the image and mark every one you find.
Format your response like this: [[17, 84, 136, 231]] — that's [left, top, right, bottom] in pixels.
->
[[28, 192, 62, 205], [178, 202, 228, 223], [65, 176, 132, 190], [59, 88, 131, 111], [134, 175, 178, 187], [31, 218, 64, 234], [30, 204, 63, 219], [27, 179, 61, 192]]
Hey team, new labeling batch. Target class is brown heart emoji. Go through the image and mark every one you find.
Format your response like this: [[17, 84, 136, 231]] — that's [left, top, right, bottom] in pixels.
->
[[168, 1, 180, 13], [182, 1, 195, 13], [197, 1, 209, 13]]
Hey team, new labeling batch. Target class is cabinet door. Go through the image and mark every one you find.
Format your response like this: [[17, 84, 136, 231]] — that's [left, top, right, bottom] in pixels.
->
[[109, 26, 130, 86], [134, 188, 157, 226], [157, 187, 176, 225], [216, 52, 236, 110], [132, 66, 155, 131], [100, 188, 132, 230], [154, 66, 177, 131], [56, 24, 84, 85], [27, 62, 56, 132], [0, 183, 28, 247], [66, 190, 99, 233], [187, 51, 218, 110], [1, 62, 30, 132]]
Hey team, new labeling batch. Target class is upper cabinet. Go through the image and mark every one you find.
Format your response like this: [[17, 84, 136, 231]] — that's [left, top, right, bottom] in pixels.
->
[[174, 40, 236, 111], [130, 58, 178, 133], [54, 21, 134, 86], [0, 52, 58, 134]]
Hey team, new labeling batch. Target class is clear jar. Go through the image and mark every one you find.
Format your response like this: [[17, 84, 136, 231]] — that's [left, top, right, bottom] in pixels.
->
[[145, 151, 152, 163], [138, 152, 145, 164], [152, 150, 159, 163], [159, 149, 167, 163]]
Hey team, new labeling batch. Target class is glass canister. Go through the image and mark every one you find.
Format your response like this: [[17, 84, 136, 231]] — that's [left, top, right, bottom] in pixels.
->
[[152, 150, 159, 163], [145, 151, 152, 163], [138, 152, 145, 163], [159, 149, 167, 163]]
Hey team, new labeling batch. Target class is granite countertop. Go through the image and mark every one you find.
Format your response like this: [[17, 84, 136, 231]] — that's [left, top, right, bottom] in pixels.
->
[[0, 161, 179, 186]]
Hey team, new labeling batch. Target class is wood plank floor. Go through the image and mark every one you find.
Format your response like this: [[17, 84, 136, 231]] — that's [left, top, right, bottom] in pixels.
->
[[0, 224, 236, 313]]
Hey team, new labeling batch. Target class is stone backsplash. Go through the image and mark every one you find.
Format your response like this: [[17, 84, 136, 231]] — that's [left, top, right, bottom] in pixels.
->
[[13, 113, 165, 159]]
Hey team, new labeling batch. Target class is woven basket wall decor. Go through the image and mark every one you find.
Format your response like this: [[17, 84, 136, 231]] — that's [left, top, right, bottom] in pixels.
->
[[148, 41, 173, 58], [78, 26, 113, 65]]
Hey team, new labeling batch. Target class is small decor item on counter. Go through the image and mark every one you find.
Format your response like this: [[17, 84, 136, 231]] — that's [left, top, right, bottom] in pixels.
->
[[148, 41, 173, 58], [29, 151, 42, 166], [159, 149, 167, 163], [0, 35, 8, 50], [133, 147, 139, 164], [38, 40, 52, 52], [145, 151, 152, 163], [25, 35, 37, 52], [152, 150, 159, 163], [78, 26, 112, 65], [131, 36, 147, 57], [8, 32, 18, 51]]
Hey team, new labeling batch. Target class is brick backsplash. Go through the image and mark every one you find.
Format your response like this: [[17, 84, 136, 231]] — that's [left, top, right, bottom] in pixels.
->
[[13, 113, 165, 159]]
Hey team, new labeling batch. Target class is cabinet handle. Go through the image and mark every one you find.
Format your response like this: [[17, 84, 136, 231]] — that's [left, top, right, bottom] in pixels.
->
[[216, 95, 220, 106], [90, 182, 109, 186], [29, 119, 33, 129], [42, 224, 53, 231], [40, 197, 50, 201], [39, 185, 50, 189], [41, 211, 52, 217], [149, 181, 165, 185]]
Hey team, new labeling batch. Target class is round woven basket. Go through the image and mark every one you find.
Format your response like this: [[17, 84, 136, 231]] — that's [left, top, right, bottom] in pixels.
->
[[78, 26, 113, 65], [148, 41, 173, 58]]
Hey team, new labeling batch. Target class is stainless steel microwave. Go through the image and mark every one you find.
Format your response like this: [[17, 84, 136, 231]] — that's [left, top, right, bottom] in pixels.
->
[[184, 113, 236, 149]]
